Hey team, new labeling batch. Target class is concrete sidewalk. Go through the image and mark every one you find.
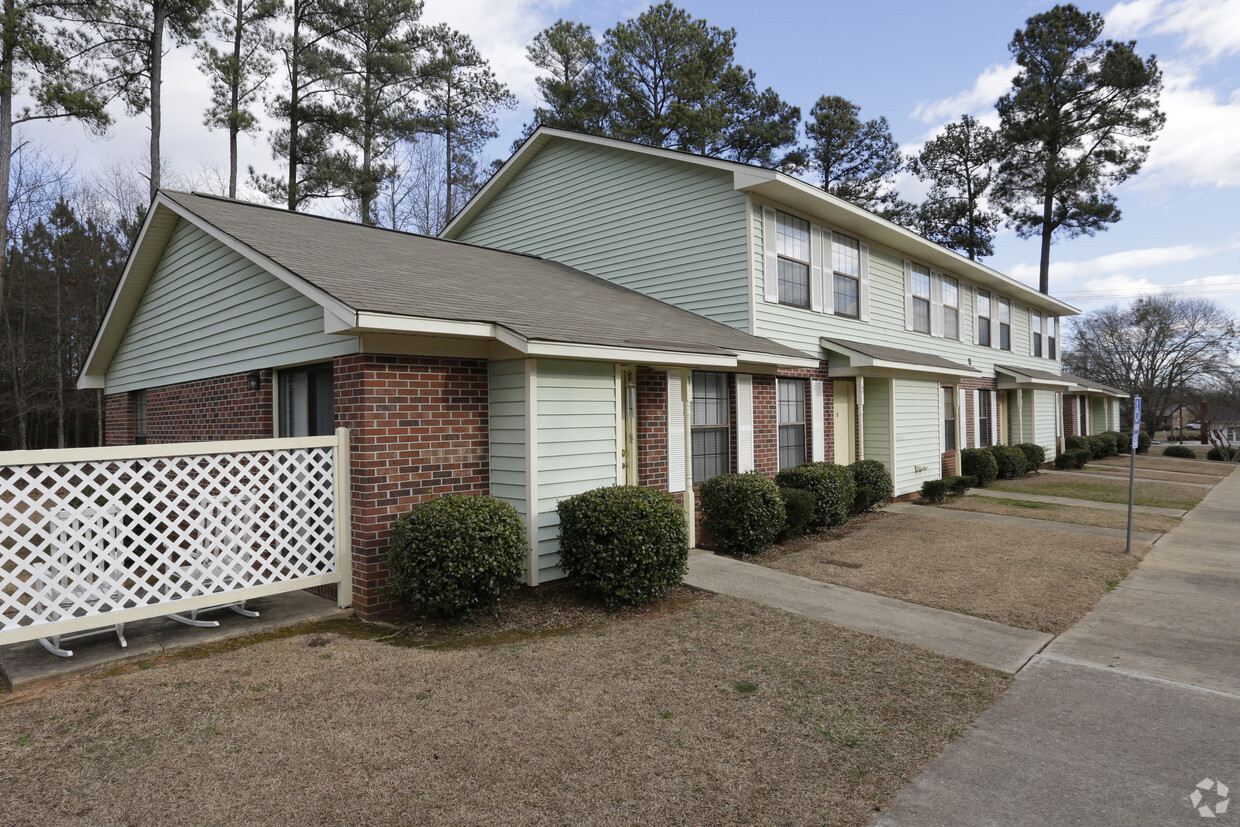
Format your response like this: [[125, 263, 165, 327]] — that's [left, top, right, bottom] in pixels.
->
[[875, 466, 1240, 825], [685, 550, 1052, 674]]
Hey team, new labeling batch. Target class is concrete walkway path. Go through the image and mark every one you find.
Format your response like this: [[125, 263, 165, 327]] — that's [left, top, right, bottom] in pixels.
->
[[875, 466, 1240, 825], [684, 550, 1051, 674], [968, 487, 1188, 516]]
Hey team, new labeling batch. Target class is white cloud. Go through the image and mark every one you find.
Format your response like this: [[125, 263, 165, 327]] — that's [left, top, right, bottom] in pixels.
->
[[1009, 243, 1216, 284], [910, 63, 1015, 124], [1134, 67, 1240, 189], [1107, 0, 1240, 60]]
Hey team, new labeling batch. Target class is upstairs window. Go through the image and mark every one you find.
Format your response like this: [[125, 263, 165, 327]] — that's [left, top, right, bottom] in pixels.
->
[[777, 379, 806, 470], [942, 276, 960, 340], [776, 211, 810, 308], [1032, 312, 1043, 357], [833, 233, 861, 318], [998, 297, 1011, 351], [279, 363, 334, 437], [977, 290, 992, 347], [691, 371, 730, 484], [911, 265, 931, 334]]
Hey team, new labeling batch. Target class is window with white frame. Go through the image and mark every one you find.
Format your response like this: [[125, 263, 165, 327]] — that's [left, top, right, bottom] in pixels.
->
[[691, 371, 730, 484], [278, 363, 334, 437], [998, 297, 1011, 351], [777, 379, 806, 469], [943, 387, 956, 451], [1032, 312, 1043, 357], [977, 389, 993, 447], [977, 290, 992, 347], [833, 233, 861, 318], [942, 276, 959, 340], [911, 264, 931, 334], [776, 211, 811, 308]]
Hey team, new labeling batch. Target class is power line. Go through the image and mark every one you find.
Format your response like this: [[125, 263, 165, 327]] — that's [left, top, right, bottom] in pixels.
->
[[1055, 281, 1240, 300]]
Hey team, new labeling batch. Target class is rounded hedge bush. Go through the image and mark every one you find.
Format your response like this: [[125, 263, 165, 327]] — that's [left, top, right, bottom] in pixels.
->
[[699, 473, 785, 557], [920, 479, 948, 504], [1207, 446, 1239, 462], [1100, 431, 1122, 456], [1015, 442, 1047, 472], [1163, 444, 1197, 459], [557, 486, 688, 607], [947, 475, 975, 495], [774, 462, 856, 528], [988, 444, 1028, 479], [849, 459, 894, 511], [960, 448, 998, 487], [1054, 452, 1074, 470], [387, 494, 528, 619], [1069, 448, 1092, 469], [1086, 434, 1108, 459], [778, 487, 817, 540], [1065, 435, 1088, 452]]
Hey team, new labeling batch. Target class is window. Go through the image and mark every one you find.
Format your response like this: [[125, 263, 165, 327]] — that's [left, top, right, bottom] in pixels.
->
[[977, 290, 992, 347], [833, 233, 861, 318], [943, 387, 956, 452], [133, 390, 147, 445], [942, 276, 959, 340], [691, 371, 729, 484], [977, 389, 992, 447], [911, 264, 931, 334], [776, 211, 810, 308], [998, 297, 1011, 351], [1047, 316, 1057, 359], [278, 363, 334, 437], [777, 379, 806, 470], [1032, 312, 1043, 357]]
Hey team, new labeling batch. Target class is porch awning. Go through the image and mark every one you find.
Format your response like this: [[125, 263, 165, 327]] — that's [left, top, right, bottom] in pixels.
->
[[1059, 372, 1129, 398], [994, 364, 1077, 390], [821, 338, 979, 380]]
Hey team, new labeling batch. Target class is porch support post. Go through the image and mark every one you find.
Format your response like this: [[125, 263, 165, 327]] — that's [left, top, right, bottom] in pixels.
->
[[681, 368, 695, 548], [525, 358, 540, 586], [856, 378, 866, 461], [334, 426, 352, 609]]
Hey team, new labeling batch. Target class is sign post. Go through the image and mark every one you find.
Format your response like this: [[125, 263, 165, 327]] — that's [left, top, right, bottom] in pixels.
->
[[1126, 397, 1142, 555]]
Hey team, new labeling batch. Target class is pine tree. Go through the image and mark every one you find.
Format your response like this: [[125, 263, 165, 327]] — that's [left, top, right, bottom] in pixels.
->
[[908, 115, 1000, 261], [805, 95, 909, 221], [994, 3, 1164, 294], [521, 19, 607, 142]]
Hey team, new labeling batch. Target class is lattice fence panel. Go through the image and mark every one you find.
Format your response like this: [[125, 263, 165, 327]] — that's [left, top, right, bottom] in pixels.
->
[[0, 445, 338, 639]]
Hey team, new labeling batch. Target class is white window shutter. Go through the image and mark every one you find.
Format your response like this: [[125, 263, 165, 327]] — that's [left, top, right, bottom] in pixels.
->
[[667, 370, 686, 492], [990, 390, 999, 446], [858, 243, 870, 320], [973, 389, 982, 449], [811, 380, 825, 462], [973, 287, 980, 345], [957, 387, 967, 449], [930, 271, 944, 337], [1030, 311, 1038, 356], [810, 225, 824, 312], [903, 260, 914, 331], [736, 374, 754, 472], [762, 207, 779, 303]]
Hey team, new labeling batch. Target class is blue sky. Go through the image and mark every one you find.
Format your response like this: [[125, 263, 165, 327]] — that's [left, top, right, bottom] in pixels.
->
[[27, 0, 1240, 318]]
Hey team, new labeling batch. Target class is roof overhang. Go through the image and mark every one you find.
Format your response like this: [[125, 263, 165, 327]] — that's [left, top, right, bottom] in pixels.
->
[[994, 365, 1077, 390], [821, 338, 979, 382], [1065, 383, 1129, 398]]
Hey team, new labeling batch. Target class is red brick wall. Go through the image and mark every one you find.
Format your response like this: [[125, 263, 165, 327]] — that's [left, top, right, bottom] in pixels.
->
[[753, 375, 779, 476], [635, 366, 670, 489], [958, 377, 999, 448], [104, 371, 274, 445], [1064, 394, 1081, 437]]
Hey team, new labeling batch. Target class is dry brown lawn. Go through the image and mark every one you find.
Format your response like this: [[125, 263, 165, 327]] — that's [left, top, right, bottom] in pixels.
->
[[1094, 455, 1232, 476], [1063, 465, 1220, 484], [0, 592, 1007, 827], [987, 474, 1203, 510], [763, 512, 1146, 635], [941, 495, 1182, 534]]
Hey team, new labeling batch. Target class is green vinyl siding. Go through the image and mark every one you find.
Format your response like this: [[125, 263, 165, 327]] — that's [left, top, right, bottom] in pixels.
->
[[453, 140, 752, 331], [488, 360, 527, 516], [535, 359, 619, 582], [892, 379, 942, 494], [863, 377, 892, 478], [105, 219, 357, 393], [1034, 390, 1058, 454]]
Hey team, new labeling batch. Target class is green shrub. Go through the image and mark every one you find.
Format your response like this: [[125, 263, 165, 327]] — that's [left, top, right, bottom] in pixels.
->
[[960, 448, 998, 487], [920, 479, 949, 504], [1016, 442, 1047, 472], [774, 462, 856, 528], [1086, 434, 1108, 459], [1120, 430, 1152, 454], [1065, 435, 1088, 452], [1100, 431, 1122, 456], [1163, 444, 1197, 459], [852, 486, 877, 514], [388, 495, 527, 619], [1069, 448, 1092, 469], [988, 444, 1029, 479], [699, 473, 785, 557], [1054, 452, 1075, 470], [557, 486, 688, 608], [1206, 446, 1239, 462], [946, 475, 974, 496], [778, 487, 817, 540], [849, 459, 894, 511]]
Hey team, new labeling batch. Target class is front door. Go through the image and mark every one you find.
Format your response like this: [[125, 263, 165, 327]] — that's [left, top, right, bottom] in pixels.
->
[[833, 381, 856, 464], [620, 366, 638, 485]]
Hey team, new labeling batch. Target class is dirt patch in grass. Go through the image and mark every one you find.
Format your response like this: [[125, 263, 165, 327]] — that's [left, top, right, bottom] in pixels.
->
[[941, 496, 1182, 534], [0, 594, 1007, 827], [988, 475, 1203, 510], [1095, 455, 1232, 476], [761, 511, 1146, 635]]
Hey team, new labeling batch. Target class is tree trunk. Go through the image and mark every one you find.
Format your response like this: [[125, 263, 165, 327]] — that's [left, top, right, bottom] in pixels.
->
[[1038, 187, 1054, 294], [0, 0, 15, 321], [443, 85, 453, 231], [228, 0, 243, 198], [287, 4, 300, 210], [149, 1, 166, 203]]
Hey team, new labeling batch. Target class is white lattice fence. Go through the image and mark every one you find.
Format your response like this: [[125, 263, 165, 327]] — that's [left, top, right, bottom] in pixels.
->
[[0, 430, 351, 647]]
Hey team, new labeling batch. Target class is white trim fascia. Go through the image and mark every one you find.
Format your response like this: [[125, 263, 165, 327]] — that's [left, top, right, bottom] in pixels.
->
[[0, 432, 340, 467], [354, 312, 498, 339], [829, 362, 977, 381], [734, 350, 819, 369]]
